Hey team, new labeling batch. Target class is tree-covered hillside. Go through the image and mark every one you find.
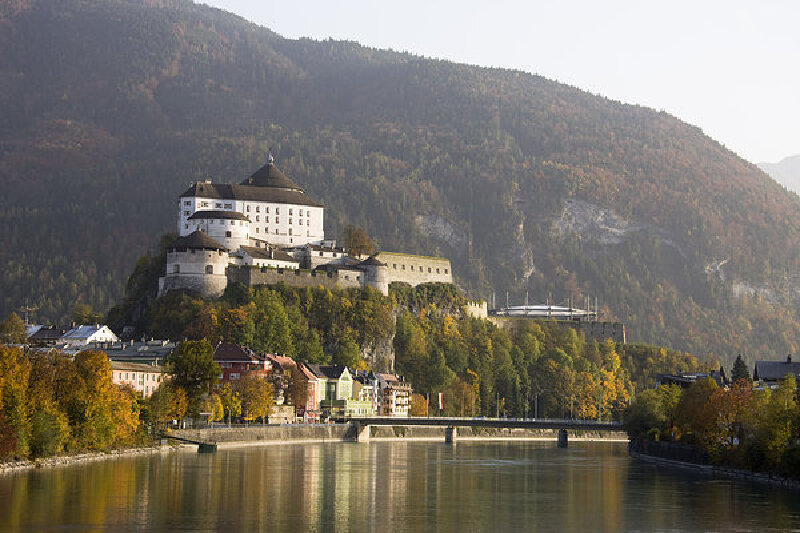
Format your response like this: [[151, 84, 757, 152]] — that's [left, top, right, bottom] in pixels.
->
[[2, 0, 800, 365]]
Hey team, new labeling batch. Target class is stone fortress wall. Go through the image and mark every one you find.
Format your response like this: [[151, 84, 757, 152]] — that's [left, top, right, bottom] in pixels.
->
[[226, 265, 362, 292], [376, 252, 453, 286]]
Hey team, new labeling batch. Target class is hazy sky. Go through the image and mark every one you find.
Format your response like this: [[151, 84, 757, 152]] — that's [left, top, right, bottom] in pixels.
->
[[202, 1, 799, 164]]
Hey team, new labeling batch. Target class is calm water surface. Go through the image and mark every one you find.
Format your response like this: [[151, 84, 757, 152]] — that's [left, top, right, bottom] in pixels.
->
[[2, 441, 800, 532]]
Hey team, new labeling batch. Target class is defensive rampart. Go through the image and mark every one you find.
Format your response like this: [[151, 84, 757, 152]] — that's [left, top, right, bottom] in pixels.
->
[[227, 265, 361, 291]]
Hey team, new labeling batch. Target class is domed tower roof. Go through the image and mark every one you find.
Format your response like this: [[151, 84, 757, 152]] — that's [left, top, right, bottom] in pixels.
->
[[168, 230, 228, 251], [359, 255, 388, 267], [240, 153, 303, 192]]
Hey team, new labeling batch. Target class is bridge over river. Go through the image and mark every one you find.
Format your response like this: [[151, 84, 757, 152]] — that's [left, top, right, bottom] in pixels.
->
[[334, 417, 623, 447]]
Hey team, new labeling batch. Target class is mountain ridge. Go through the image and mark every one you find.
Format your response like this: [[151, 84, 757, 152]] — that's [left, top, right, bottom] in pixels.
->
[[1, 0, 800, 364]]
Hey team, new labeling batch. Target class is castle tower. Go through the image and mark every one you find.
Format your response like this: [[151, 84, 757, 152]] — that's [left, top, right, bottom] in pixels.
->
[[186, 210, 250, 250], [159, 231, 230, 299], [359, 255, 389, 296]]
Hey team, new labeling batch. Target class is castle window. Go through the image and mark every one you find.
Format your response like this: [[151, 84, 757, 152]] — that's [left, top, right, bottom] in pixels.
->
[[275, 229, 279, 235], [333, 252, 337, 257], [224, 203, 232, 209], [393, 264, 397, 269], [319, 252, 324, 257], [436, 268, 440, 274], [256, 206, 260, 213], [215, 203, 222, 208], [205, 265, 214, 274], [444, 269, 448, 274], [289, 209, 293, 216], [428, 267, 432, 273], [185, 224, 189, 229], [256, 228, 260, 233], [299, 219, 303, 225], [266, 207, 270, 213], [276, 218, 280, 224], [289, 218, 293, 225], [356, 276, 360, 281], [225, 231, 232, 237], [246, 206, 250, 212], [256, 216, 260, 221], [419, 266, 423, 271], [230, 220, 235, 225], [299, 209, 303, 216], [411, 266, 414, 271], [201, 202, 209, 208], [276, 208, 280, 215], [184, 211, 190, 216], [402, 265, 405, 270], [173, 264, 180, 273], [288, 228, 293, 236]]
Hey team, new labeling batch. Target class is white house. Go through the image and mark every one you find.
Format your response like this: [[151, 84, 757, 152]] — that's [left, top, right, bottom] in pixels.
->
[[177, 154, 324, 248], [60, 324, 119, 348]]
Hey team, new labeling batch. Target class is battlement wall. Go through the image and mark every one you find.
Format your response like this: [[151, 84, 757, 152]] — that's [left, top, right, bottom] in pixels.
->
[[227, 265, 362, 291]]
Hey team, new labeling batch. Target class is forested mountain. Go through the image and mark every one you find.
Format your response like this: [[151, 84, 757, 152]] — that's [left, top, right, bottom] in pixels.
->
[[759, 155, 800, 195], [2, 0, 800, 365]]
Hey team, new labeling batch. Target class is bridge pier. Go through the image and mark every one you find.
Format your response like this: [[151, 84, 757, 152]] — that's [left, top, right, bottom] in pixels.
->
[[351, 421, 371, 443], [557, 429, 568, 448], [445, 426, 457, 444]]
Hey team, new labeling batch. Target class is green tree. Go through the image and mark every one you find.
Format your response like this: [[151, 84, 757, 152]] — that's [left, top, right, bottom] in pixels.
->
[[333, 337, 364, 369], [166, 341, 221, 416], [0, 313, 28, 345], [732, 355, 751, 382]]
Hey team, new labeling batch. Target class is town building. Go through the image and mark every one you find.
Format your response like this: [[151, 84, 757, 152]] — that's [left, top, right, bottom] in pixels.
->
[[60, 324, 119, 348], [110, 361, 163, 398], [213, 343, 270, 382], [754, 355, 800, 388], [656, 370, 727, 389], [374, 373, 412, 417]]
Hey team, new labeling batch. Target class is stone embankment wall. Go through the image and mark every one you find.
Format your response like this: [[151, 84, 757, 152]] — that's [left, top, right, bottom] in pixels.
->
[[171, 425, 349, 444]]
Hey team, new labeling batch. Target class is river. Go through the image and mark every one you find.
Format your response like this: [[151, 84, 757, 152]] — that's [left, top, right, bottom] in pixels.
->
[[2, 441, 800, 532]]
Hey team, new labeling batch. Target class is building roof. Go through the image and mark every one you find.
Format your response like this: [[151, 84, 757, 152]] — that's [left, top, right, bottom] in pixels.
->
[[213, 343, 263, 363], [110, 361, 163, 373], [307, 364, 348, 379], [265, 354, 297, 369], [240, 246, 298, 263], [241, 159, 304, 191], [29, 326, 68, 341], [62, 324, 116, 341], [180, 182, 323, 208], [188, 210, 250, 222], [754, 357, 800, 381], [169, 230, 228, 251], [308, 244, 346, 253], [360, 255, 387, 267]]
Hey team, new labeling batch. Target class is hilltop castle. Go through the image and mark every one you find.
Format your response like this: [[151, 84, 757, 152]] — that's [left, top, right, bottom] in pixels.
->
[[158, 155, 454, 298]]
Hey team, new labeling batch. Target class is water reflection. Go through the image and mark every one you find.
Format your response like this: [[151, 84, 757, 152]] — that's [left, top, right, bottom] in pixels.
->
[[2, 442, 800, 532]]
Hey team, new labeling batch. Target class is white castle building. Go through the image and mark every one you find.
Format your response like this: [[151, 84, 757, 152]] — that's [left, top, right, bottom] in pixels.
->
[[159, 155, 454, 298]]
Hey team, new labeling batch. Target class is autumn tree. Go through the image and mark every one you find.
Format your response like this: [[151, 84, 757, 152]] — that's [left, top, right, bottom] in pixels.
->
[[218, 383, 241, 426], [342, 224, 374, 257], [239, 373, 274, 423]]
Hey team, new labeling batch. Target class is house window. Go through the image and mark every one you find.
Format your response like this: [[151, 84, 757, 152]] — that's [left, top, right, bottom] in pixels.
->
[[215, 203, 222, 208], [224, 203, 232, 209], [230, 373, 240, 380], [201, 202, 209, 208], [205, 265, 213, 274], [173, 264, 180, 273], [184, 200, 191, 206], [184, 210, 190, 216]]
